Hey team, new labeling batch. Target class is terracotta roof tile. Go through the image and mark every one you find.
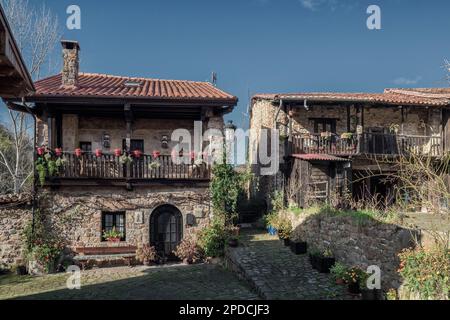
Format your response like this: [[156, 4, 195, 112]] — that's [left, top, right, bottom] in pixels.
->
[[253, 89, 450, 106], [32, 73, 237, 105], [292, 153, 349, 162]]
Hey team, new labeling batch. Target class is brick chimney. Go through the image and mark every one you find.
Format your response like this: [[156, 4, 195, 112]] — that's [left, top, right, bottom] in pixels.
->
[[61, 40, 80, 87]]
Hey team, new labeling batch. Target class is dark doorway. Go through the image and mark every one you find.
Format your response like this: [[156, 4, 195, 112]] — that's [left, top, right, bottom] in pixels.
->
[[150, 205, 183, 259]]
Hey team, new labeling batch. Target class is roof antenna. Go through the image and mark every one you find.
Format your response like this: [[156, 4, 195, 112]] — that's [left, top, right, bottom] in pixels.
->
[[211, 72, 217, 86]]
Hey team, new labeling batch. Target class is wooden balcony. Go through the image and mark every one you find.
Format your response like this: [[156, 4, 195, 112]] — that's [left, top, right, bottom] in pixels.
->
[[291, 133, 442, 157], [49, 153, 211, 186]]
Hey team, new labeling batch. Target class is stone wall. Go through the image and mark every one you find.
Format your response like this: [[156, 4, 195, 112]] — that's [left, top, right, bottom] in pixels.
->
[[41, 186, 210, 249], [0, 205, 32, 268], [0, 186, 211, 268], [287, 212, 417, 290]]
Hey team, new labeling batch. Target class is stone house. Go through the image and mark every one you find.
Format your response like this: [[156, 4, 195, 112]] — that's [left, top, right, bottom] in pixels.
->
[[3, 40, 237, 264], [249, 90, 450, 209]]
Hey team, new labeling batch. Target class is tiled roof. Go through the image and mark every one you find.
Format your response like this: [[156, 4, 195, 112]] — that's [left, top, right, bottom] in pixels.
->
[[253, 89, 450, 106], [32, 73, 237, 105], [292, 153, 349, 162]]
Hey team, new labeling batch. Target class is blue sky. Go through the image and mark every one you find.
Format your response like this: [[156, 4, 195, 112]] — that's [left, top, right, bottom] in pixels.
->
[[4, 0, 450, 128]]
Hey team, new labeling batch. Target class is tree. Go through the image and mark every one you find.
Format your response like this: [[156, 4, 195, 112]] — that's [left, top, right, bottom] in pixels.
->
[[0, 0, 60, 194]]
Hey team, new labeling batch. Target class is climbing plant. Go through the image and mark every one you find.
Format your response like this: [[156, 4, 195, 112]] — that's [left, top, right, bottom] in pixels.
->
[[210, 152, 252, 226]]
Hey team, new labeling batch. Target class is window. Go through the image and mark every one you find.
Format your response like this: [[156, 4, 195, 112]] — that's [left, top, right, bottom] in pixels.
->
[[311, 118, 337, 134], [122, 139, 144, 152], [101, 212, 126, 241], [80, 141, 92, 153]]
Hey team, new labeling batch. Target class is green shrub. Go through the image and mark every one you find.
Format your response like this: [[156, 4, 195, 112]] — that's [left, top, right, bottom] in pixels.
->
[[276, 217, 292, 240], [198, 220, 228, 258], [398, 246, 449, 300], [330, 262, 348, 281]]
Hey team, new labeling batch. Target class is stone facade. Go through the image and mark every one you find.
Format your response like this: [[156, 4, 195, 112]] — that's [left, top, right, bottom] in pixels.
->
[[0, 185, 210, 267], [61, 41, 80, 87], [0, 205, 32, 268], [41, 186, 210, 249], [287, 212, 417, 290]]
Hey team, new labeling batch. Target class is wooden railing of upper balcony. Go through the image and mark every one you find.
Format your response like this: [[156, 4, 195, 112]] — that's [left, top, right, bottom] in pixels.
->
[[291, 133, 442, 157], [291, 133, 358, 156], [58, 153, 211, 180]]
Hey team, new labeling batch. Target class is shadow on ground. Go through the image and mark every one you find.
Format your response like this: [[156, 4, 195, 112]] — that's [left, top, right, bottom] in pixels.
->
[[1, 263, 259, 300]]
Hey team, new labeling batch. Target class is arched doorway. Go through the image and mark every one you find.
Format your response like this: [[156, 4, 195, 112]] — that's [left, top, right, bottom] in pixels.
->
[[150, 205, 183, 258]]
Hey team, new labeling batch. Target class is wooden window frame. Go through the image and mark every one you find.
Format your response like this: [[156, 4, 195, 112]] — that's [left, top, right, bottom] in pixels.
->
[[101, 211, 126, 242]]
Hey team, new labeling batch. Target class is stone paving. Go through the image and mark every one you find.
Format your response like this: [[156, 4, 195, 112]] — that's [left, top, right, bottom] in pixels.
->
[[0, 263, 259, 300], [225, 229, 356, 300]]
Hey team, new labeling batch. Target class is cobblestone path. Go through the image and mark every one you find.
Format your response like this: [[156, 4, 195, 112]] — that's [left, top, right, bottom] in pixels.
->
[[226, 229, 355, 300], [0, 263, 259, 300]]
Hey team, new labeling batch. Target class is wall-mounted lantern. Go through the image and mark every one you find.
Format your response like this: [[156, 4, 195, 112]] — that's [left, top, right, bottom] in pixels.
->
[[102, 133, 111, 149], [161, 135, 169, 149]]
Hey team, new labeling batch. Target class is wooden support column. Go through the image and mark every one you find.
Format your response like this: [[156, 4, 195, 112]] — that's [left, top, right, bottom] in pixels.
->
[[47, 114, 54, 149], [346, 105, 351, 132], [124, 103, 133, 152]]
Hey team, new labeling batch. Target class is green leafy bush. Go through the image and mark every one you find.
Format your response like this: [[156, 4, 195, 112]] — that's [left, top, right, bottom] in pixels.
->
[[174, 231, 204, 264], [198, 219, 228, 258], [330, 262, 348, 281], [276, 217, 292, 240], [398, 246, 449, 300]]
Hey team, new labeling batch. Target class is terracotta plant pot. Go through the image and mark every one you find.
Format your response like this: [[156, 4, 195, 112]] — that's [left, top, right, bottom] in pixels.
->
[[107, 237, 121, 243], [74, 148, 82, 157], [95, 149, 103, 157], [37, 147, 45, 156], [54, 148, 62, 157], [152, 150, 161, 159], [133, 150, 142, 158], [114, 149, 122, 157], [335, 278, 345, 285]]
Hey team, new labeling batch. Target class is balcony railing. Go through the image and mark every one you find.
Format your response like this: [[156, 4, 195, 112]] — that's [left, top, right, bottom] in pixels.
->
[[57, 153, 211, 181], [291, 133, 358, 155], [291, 133, 442, 157]]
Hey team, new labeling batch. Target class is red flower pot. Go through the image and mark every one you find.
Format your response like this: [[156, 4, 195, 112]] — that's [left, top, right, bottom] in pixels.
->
[[190, 151, 196, 160], [95, 149, 103, 157], [54, 148, 62, 157], [152, 150, 161, 159], [37, 147, 45, 156], [114, 149, 122, 157], [74, 148, 82, 157], [133, 150, 142, 158]]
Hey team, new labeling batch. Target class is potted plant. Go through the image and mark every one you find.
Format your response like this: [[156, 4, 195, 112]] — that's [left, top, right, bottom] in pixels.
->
[[135, 244, 158, 266], [309, 248, 321, 269], [330, 262, 348, 285], [37, 147, 45, 156], [54, 148, 63, 157], [315, 248, 336, 273], [119, 154, 133, 164], [74, 148, 82, 157], [95, 149, 103, 157], [227, 236, 239, 248], [276, 217, 292, 246], [344, 266, 365, 294], [229, 225, 240, 237], [149, 161, 161, 170], [359, 273, 382, 300], [102, 227, 122, 242], [290, 240, 307, 255], [114, 148, 122, 157], [320, 131, 332, 140], [340, 132, 353, 140], [133, 149, 142, 158], [152, 150, 161, 159]]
